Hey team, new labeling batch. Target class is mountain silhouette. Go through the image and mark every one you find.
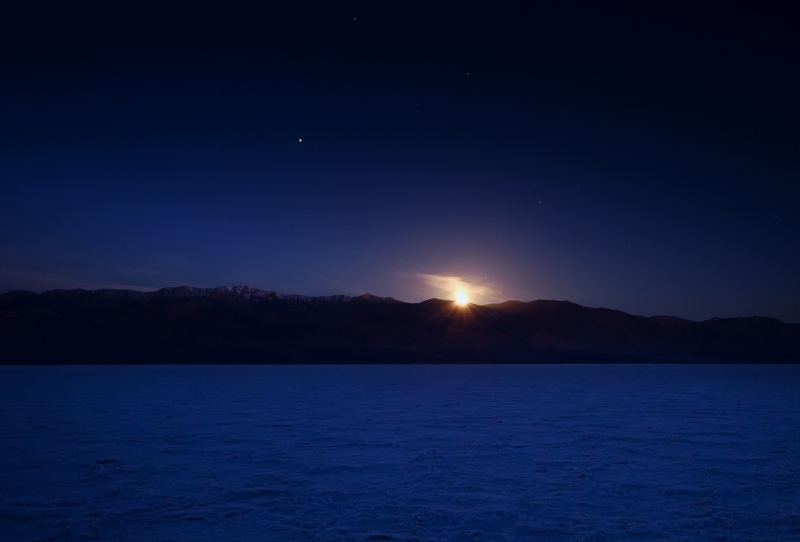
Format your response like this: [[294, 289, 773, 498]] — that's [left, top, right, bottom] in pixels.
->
[[1, 286, 798, 363]]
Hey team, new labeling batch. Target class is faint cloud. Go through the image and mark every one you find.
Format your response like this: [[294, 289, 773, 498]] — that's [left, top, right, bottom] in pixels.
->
[[398, 272, 504, 304], [0, 265, 160, 293]]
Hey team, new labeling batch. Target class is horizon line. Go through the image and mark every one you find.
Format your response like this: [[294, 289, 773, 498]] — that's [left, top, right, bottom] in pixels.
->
[[1, 284, 795, 325]]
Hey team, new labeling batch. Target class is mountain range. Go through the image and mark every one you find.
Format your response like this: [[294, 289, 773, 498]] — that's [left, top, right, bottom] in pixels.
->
[[1, 286, 798, 364]]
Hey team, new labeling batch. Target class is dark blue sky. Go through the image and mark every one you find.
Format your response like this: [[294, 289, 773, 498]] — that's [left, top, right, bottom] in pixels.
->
[[1, 3, 798, 322]]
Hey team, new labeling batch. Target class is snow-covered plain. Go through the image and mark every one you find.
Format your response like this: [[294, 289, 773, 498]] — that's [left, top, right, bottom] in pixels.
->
[[1, 364, 799, 541]]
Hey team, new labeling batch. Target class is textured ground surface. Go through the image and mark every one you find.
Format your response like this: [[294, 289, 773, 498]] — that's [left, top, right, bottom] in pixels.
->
[[2, 364, 799, 541]]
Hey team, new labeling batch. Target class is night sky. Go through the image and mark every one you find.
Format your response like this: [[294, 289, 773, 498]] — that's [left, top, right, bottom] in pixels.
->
[[1, 3, 798, 323]]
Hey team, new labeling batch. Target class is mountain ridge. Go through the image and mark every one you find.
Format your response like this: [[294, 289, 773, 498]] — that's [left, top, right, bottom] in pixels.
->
[[1, 286, 797, 364], [0, 286, 403, 305]]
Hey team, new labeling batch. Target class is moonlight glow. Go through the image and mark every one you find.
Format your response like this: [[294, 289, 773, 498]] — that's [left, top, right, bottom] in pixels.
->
[[455, 291, 468, 305]]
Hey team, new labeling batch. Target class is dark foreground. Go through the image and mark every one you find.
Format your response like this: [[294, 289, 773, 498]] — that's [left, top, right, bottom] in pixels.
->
[[2, 364, 799, 541], [1, 286, 799, 363]]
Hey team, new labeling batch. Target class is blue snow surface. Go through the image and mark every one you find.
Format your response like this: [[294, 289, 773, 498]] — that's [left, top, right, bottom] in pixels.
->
[[1, 364, 799, 541]]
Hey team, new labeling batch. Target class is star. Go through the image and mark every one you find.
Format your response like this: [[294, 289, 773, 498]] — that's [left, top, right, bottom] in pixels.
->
[[299, 138, 302, 142]]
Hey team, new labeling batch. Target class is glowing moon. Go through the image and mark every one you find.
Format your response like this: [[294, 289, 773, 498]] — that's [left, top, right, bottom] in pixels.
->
[[455, 291, 468, 305]]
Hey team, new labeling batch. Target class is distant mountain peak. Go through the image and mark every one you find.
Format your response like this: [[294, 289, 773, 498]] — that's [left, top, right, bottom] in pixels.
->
[[0, 289, 38, 300]]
